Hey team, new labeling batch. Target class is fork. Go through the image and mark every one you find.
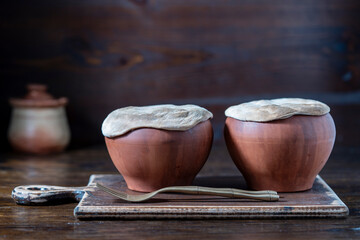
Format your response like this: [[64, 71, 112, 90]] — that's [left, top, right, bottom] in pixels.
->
[[96, 183, 279, 202]]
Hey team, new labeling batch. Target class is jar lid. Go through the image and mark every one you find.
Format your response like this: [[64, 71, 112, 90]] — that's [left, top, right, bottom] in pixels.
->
[[9, 84, 68, 108], [102, 104, 213, 138], [225, 98, 330, 122]]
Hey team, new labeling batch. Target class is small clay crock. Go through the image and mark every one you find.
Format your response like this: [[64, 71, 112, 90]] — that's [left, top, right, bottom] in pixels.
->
[[105, 120, 213, 192], [8, 84, 70, 154], [224, 114, 336, 192]]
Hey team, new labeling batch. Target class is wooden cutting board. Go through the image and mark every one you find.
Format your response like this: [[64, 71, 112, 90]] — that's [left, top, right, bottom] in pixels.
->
[[73, 174, 348, 219]]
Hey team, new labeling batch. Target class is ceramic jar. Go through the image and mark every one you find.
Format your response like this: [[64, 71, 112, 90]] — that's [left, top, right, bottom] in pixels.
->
[[102, 104, 213, 192], [105, 120, 213, 192], [8, 84, 70, 154], [224, 98, 336, 192]]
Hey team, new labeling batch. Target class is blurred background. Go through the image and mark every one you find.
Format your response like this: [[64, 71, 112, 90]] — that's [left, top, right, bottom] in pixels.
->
[[0, 0, 359, 153]]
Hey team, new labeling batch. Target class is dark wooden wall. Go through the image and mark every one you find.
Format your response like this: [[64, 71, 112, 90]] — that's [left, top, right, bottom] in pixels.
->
[[1, 0, 360, 152]]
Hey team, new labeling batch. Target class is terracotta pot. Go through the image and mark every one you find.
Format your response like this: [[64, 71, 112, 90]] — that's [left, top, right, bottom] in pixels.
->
[[105, 120, 213, 192], [224, 114, 336, 192], [8, 84, 70, 154]]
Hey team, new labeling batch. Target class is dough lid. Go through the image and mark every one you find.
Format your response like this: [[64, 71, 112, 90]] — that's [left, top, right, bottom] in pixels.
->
[[225, 98, 330, 122], [102, 104, 213, 138]]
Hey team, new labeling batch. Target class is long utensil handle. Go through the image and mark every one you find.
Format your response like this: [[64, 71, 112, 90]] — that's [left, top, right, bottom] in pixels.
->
[[158, 186, 279, 202], [12, 185, 87, 205], [159, 186, 277, 196], [194, 187, 278, 196]]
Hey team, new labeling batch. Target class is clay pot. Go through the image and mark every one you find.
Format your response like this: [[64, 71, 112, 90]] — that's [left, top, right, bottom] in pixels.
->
[[224, 114, 336, 192], [8, 84, 70, 154], [105, 120, 213, 192]]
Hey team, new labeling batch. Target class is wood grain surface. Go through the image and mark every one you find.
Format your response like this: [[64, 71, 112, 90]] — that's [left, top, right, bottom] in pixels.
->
[[1, 143, 360, 239], [1, 0, 360, 151]]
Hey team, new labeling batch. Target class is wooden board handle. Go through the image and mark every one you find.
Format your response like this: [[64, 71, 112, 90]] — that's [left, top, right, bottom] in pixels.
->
[[12, 185, 86, 205]]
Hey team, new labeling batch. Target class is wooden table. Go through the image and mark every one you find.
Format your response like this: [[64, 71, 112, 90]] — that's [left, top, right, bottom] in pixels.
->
[[1, 143, 359, 239]]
